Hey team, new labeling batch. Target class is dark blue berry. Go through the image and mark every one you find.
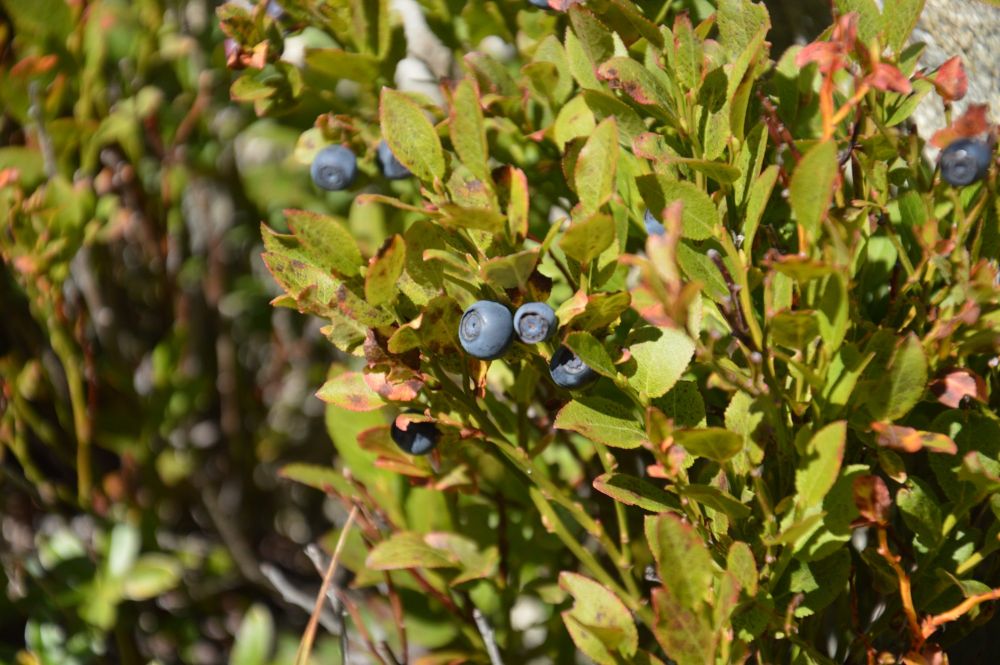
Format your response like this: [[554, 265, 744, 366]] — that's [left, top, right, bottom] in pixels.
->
[[390, 415, 440, 455], [311, 145, 357, 191], [549, 346, 598, 389], [529, 0, 550, 7], [459, 301, 514, 360], [940, 138, 992, 187], [513, 302, 557, 344], [643, 209, 665, 236], [377, 140, 411, 180]]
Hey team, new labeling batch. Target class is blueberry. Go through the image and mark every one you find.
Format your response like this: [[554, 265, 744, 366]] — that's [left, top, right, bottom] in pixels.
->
[[549, 346, 598, 389], [940, 138, 992, 187], [514, 302, 557, 344], [310, 145, 357, 191], [459, 301, 514, 360], [643, 209, 665, 236], [377, 140, 411, 180], [529, 0, 550, 7], [390, 415, 440, 455]]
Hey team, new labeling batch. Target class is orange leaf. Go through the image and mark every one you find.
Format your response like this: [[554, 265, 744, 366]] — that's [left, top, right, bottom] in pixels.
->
[[930, 104, 990, 148], [867, 63, 912, 94], [929, 369, 985, 409], [871, 422, 958, 455], [931, 56, 968, 102]]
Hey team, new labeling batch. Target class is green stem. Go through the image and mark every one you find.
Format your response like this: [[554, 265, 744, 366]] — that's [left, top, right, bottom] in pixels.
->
[[50, 324, 91, 506]]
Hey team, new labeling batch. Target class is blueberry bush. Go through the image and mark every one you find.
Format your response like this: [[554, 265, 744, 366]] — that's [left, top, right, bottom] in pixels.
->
[[4, 0, 1000, 663]]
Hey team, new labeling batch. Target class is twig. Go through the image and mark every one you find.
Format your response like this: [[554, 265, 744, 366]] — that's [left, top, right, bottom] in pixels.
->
[[28, 81, 56, 178], [259, 563, 341, 634], [473, 608, 506, 665], [922, 586, 1000, 641], [295, 506, 358, 665], [876, 527, 922, 646]]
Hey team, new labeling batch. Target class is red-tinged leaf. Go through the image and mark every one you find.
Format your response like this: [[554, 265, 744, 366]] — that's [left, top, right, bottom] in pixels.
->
[[853, 475, 891, 526], [930, 104, 991, 148], [651, 586, 716, 664], [316, 372, 384, 411], [795, 41, 841, 73], [931, 56, 968, 102], [363, 372, 423, 403], [867, 63, 912, 94], [929, 369, 986, 408], [832, 11, 859, 51], [871, 422, 958, 455]]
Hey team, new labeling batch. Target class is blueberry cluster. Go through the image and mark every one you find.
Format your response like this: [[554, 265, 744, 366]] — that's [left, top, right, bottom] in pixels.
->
[[309, 140, 411, 191], [457, 300, 598, 390], [939, 138, 993, 187]]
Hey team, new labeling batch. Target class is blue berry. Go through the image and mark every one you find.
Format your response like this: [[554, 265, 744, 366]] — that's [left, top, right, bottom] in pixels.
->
[[940, 138, 992, 187], [529, 0, 550, 7], [310, 145, 357, 191], [513, 302, 557, 344], [390, 415, 440, 455], [549, 346, 598, 389], [643, 209, 665, 236], [377, 140, 411, 180], [459, 301, 514, 360]]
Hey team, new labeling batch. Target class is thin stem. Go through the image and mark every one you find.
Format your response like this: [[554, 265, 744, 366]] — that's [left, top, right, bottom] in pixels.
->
[[473, 609, 505, 665]]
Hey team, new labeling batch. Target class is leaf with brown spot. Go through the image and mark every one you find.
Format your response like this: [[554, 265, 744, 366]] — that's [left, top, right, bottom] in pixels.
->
[[363, 372, 422, 403], [871, 422, 957, 455], [365, 234, 406, 307], [316, 372, 383, 411]]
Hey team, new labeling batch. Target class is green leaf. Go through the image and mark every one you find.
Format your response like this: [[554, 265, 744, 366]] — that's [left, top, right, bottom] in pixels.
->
[[597, 57, 674, 114], [565, 332, 618, 379], [555, 397, 646, 449], [769, 310, 821, 350], [717, 0, 771, 56], [636, 175, 718, 240], [316, 372, 384, 411], [897, 477, 943, 547], [789, 140, 839, 240], [593, 473, 679, 512], [122, 554, 182, 601], [366, 532, 460, 570], [285, 209, 363, 277], [582, 90, 647, 147], [671, 14, 702, 93], [450, 78, 490, 182], [795, 421, 847, 511], [1, 0, 71, 40], [560, 572, 639, 664], [562, 291, 632, 331], [574, 117, 619, 215], [743, 164, 778, 250], [481, 250, 538, 290], [679, 484, 751, 520], [727, 542, 758, 596], [365, 234, 406, 307], [229, 604, 274, 665], [560, 213, 615, 266], [304, 48, 380, 82], [674, 428, 743, 462], [568, 6, 614, 68], [626, 327, 695, 399], [865, 333, 928, 422], [534, 35, 574, 103], [816, 274, 849, 353], [554, 95, 598, 151], [106, 523, 140, 579], [645, 513, 712, 611], [380, 88, 445, 182], [279, 463, 355, 498], [438, 203, 506, 233], [882, 0, 925, 53], [652, 380, 707, 429]]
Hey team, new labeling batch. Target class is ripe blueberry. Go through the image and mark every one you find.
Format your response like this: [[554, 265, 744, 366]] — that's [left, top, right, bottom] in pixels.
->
[[377, 140, 411, 180], [940, 138, 992, 187], [513, 302, 557, 344], [529, 0, 550, 7], [643, 209, 665, 236], [459, 301, 515, 359], [390, 415, 440, 455], [549, 346, 598, 389], [310, 145, 357, 191]]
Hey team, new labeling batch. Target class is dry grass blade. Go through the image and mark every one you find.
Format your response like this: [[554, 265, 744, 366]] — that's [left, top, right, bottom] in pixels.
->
[[295, 506, 359, 665]]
